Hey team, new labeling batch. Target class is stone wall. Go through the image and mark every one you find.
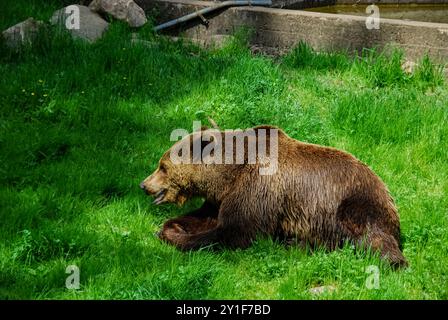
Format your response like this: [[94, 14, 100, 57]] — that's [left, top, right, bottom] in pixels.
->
[[136, 0, 448, 9], [139, 0, 448, 62]]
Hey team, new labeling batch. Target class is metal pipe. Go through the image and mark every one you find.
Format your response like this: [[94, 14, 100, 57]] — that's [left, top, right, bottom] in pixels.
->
[[154, 0, 272, 32]]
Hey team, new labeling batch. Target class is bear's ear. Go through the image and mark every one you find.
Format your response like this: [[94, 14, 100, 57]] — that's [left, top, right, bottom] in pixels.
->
[[190, 131, 215, 163], [207, 117, 220, 130], [196, 126, 209, 132], [191, 133, 214, 149]]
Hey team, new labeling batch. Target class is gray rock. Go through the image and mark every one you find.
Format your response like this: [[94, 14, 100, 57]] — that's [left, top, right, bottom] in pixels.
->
[[401, 60, 417, 74], [309, 285, 336, 295], [2, 18, 45, 49], [50, 5, 109, 42], [89, 0, 147, 28]]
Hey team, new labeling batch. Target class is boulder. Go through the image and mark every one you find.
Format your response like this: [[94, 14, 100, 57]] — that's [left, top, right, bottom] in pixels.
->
[[2, 18, 45, 49], [401, 60, 417, 74], [309, 285, 337, 295], [89, 0, 147, 28], [50, 5, 109, 42]]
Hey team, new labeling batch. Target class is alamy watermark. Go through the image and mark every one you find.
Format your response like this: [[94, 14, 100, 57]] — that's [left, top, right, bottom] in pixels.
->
[[366, 4, 380, 30], [65, 5, 80, 30], [169, 121, 279, 175], [65, 264, 80, 290], [365, 265, 380, 289]]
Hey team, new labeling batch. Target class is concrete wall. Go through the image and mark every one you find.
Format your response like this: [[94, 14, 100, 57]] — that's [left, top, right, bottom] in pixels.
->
[[269, 0, 448, 9], [139, 0, 448, 62], [138, 0, 448, 8], [137, 0, 448, 10], [335, 0, 448, 4], [274, 1, 448, 9]]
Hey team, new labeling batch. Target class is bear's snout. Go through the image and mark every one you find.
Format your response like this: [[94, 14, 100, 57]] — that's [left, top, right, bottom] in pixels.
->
[[140, 175, 170, 205], [140, 180, 153, 195]]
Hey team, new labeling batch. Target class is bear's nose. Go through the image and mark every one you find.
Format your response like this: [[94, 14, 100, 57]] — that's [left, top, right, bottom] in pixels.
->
[[139, 182, 146, 190]]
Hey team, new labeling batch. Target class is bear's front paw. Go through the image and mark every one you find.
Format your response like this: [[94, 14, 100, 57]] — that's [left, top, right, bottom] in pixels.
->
[[158, 223, 188, 245], [171, 223, 187, 234]]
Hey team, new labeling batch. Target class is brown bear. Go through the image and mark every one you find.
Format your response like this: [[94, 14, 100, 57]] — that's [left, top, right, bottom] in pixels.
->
[[140, 125, 407, 268]]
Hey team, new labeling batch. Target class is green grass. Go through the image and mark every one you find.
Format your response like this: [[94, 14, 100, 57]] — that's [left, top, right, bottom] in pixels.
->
[[1, 0, 448, 300]]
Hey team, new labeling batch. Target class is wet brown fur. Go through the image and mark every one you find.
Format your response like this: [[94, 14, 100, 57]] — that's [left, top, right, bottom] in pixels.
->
[[141, 126, 407, 268]]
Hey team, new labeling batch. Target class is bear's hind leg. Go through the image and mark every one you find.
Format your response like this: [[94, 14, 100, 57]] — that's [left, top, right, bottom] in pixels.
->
[[363, 226, 408, 268], [336, 196, 407, 268]]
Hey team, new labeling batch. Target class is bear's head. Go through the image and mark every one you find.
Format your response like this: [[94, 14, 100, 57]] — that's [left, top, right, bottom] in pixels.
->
[[140, 127, 215, 206], [140, 124, 281, 205]]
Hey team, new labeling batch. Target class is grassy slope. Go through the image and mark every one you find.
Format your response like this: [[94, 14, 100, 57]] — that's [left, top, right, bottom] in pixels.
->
[[1, 0, 447, 299]]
